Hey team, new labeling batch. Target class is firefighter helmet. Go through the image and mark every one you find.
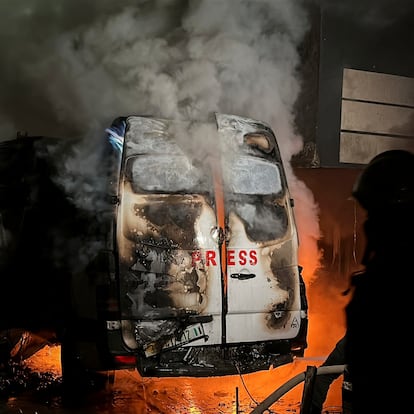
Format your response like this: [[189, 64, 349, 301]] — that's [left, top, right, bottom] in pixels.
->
[[352, 149, 414, 212]]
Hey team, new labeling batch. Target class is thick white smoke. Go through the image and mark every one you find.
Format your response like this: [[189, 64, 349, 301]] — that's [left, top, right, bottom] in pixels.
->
[[0, 0, 322, 278], [1, 1, 307, 153]]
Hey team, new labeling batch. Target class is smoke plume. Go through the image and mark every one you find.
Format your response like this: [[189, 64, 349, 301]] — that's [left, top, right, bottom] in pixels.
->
[[0, 0, 322, 278]]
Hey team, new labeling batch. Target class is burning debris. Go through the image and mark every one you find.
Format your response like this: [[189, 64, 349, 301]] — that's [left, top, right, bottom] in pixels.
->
[[0, 359, 61, 402]]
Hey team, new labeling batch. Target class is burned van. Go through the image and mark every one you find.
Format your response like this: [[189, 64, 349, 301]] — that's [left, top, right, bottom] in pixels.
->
[[101, 113, 308, 377], [0, 113, 307, 382]]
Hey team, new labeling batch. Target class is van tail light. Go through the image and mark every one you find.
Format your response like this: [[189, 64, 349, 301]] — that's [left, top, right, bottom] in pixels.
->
[[114, 355, 136, 366]]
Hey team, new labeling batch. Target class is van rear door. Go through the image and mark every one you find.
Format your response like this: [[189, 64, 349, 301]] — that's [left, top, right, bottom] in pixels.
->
[[115, 114, 303, 350], [216, 113, 302, 344]]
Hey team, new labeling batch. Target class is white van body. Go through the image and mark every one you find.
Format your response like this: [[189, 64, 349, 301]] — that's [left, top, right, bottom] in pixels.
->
[[106, 113, 308, 376]]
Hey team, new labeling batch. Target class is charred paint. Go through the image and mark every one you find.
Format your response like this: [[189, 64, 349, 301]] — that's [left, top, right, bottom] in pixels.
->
[[135, 196, 204, 248], [113, 113, 307, 371]]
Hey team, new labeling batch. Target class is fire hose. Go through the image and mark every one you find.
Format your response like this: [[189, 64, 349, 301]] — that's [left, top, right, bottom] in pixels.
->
[[249, 364, 345, 414]]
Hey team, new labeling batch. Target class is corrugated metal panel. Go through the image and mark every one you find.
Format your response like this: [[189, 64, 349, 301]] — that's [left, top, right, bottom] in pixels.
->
[[340, 68, 414, 164]]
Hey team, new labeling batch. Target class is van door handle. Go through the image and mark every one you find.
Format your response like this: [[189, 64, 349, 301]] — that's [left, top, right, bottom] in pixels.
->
[[230, 273, 256, 280]]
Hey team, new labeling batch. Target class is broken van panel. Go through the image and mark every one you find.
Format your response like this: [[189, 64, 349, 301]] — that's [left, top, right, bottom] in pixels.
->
[[106, 113, 308, 376]]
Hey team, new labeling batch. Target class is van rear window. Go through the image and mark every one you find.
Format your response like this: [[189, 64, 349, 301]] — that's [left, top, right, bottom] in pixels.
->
[[127, 154, 283, 196], [128, 155, 208, 193], [224, 156, 282, 195]]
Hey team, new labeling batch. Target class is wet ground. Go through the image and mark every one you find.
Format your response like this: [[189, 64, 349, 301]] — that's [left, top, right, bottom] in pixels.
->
[[0, 345, 343, 414]]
